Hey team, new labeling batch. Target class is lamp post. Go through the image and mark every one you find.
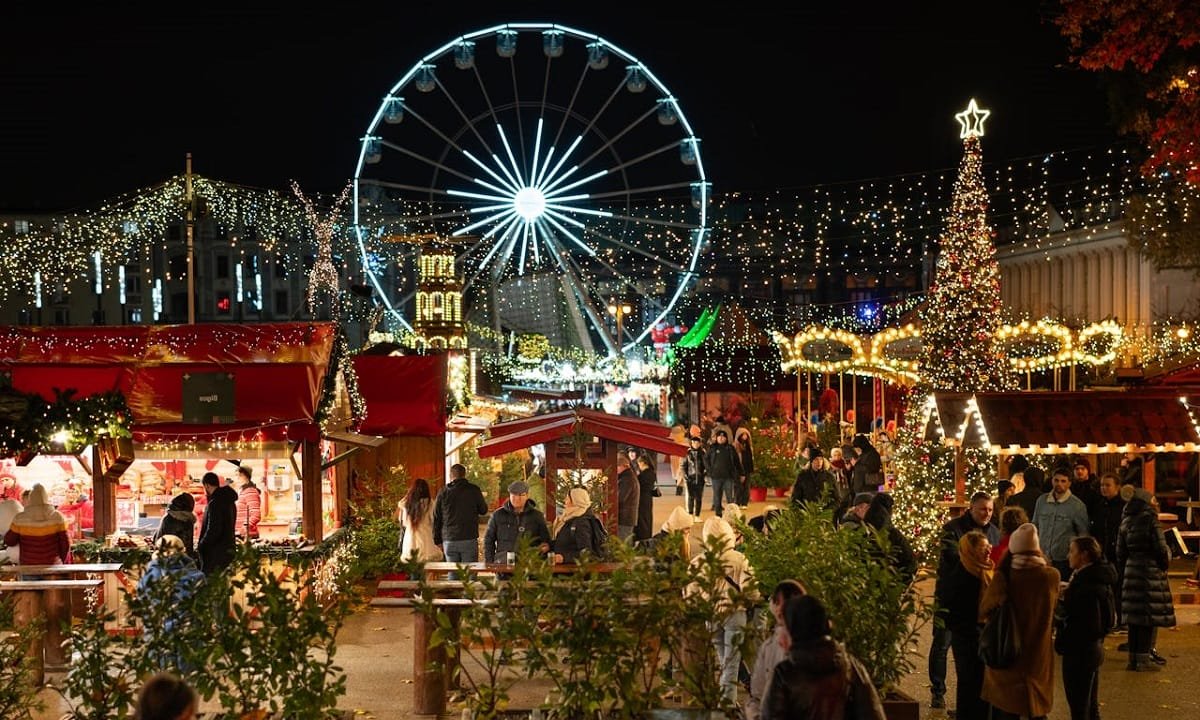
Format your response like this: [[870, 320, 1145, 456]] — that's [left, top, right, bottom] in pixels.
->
[[607, 300, 631, 355]]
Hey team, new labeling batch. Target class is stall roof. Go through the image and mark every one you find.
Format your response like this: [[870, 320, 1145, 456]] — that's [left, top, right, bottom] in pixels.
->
[[353, 354, 447, 437], [0, 323, 336, 442], [932, 390, 1200, 454], [476, 407, 687, 458]]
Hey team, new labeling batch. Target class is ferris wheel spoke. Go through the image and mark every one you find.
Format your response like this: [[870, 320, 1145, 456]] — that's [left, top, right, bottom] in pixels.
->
[[573, 105, 659, 171], [386, 208, 473, 224], [538, 213, 597, 257], [369, 141, 479, 186], [584, 180, 698, 202], [590, 141, 683, 183], [452, 207, 517, 237], [556, 240, 648, 344], [549, 52, 592, 154], [584, 250, 666, 314], [460, 149, 520, 194], [542, 203, 614, 220], [542, 168, 609, 199], [599, 210, 699, 231], [540, 136, 584, 193], [447, 188, 514, 203], [397, 104, 509, 188], [569, 220, 687, 272], [544, 234, 617, 355], [433, 75, 507, 168], [534, 144, 558, 188], [507, 56, 529, 182], [529, 118, 546, 190], [517, 220, 533, 275], [464, 214, 524, 291]]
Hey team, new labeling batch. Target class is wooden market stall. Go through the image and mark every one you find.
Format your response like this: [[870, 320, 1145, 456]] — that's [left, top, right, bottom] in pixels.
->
[[0, 323, 338, 542], [474, 407, 689, 530]]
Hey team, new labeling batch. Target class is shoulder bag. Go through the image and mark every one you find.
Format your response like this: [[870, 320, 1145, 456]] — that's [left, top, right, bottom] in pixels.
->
[[978, 564, 1021, 668]]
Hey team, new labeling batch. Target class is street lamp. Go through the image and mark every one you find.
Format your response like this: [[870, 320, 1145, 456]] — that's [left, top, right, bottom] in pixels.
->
[[607, 300, 632, 353]]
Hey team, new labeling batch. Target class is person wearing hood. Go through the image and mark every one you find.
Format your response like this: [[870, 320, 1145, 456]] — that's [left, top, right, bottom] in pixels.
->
[[4, 483, 70, 567], [760, 594, 885, 720], [863, 492, 917, 583], [196, 471, 238, 575], [154, 492, 198, 557], [137, 534, 206, 670], [690, 515, 757, 705], [641, 505, 693, 559], [552, 487, 608, 564], [849, 433, 882, 496], [484, 480, 551, 562], [979, 523, 1060, 720], [1117, 486, 1176, 671], [1031, 468, 1090, 581], [1054, 536, 1116, 720]]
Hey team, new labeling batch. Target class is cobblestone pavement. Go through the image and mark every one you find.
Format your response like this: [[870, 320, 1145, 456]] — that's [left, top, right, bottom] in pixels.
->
[[32, 477, 1200, 718]]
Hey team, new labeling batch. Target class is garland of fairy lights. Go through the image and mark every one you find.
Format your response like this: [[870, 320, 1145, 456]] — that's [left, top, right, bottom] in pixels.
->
[[0, 385, 132, 458]]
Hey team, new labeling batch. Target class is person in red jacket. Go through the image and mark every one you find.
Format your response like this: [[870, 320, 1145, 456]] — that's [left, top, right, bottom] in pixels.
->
[[4, 483, 70, 568], [58, 482, 95, 535], [233, 466, 262, 540]]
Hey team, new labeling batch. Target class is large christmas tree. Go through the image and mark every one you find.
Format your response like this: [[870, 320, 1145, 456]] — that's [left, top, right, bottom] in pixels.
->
[[894, 99, 1016, 563]]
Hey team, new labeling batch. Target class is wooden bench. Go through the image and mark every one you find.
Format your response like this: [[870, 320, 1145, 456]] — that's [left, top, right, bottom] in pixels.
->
[[0, 578, 104, 685]]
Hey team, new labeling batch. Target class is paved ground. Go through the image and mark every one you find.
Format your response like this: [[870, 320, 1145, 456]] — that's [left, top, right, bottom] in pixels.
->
[[31, 472, 1200, 718]]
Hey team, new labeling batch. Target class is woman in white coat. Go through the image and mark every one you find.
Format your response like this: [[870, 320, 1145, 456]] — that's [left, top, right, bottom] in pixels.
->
[[398, 478, 443, 562]]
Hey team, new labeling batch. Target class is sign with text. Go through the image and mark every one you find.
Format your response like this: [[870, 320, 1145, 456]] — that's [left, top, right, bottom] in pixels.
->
[[182, 372, 236, 424]]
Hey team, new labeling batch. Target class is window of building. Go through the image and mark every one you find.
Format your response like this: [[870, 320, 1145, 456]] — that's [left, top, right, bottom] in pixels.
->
[[275, 290, 290, 316], [169, 254, 187, 278], [124, 265, 142, 295], [14, 220, 30, 235], [171, 292, 188, 321], [128, 307, 143, 324], [53, 308, 70, 326], [216, 255, 230, 279]]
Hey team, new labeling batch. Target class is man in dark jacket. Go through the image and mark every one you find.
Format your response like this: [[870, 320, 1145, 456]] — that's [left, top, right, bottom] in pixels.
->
[[196, 471, 238, 575], [1009, 466, 1045, 520], [929, 491, 1000, 710], [616, 456, 639, 541], [706, 429, 741, 517], [863, 492, 917, 584], [634, 454, 658, 542], [1071, 458, 1102, 516], [482, 481, 551, 563], [681, 435, 707, 517], [1090, 471, 1127, 629], [850, 434, 882, 496], [433, 463, 489, 564], [791, 448, 835, 508]]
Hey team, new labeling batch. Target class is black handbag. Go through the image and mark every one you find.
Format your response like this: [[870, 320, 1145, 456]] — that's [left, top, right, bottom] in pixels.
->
[[978, 565, 1021, 668]]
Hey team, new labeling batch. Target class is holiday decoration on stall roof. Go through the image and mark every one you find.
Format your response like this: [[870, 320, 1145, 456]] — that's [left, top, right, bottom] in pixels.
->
[[293, 180, 352, 316], [920, 99, 1016, 393], [0, 385, 132, 459]]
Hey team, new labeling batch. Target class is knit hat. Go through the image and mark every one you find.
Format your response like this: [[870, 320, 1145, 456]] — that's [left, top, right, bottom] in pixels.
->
[[715, 429, 728, 438], [661, 506, 693, 533], [1008, 523, 1041, 554], [852, 492, 874, 507], [808, 447, 823, 459]]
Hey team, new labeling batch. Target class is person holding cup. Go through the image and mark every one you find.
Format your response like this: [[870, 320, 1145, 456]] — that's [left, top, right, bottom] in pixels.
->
[[483, 480, 551, 564]]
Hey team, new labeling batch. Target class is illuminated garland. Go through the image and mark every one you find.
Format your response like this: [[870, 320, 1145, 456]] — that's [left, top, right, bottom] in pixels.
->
[[293, 181, 352, 316], [0, 386, 132, 458]]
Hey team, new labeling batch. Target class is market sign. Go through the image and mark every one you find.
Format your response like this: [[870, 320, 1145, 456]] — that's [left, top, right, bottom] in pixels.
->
[[182, 372, 235, 424]]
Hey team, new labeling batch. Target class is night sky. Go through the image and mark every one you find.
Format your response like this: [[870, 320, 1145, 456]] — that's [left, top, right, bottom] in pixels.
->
[[0, 1, 1117, 211]]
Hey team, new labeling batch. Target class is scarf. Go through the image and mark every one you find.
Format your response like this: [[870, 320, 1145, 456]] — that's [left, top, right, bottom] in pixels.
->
[[1011, 550, 1048, 569], [958, 534, 995, 587], [552, 487, 591, 537]]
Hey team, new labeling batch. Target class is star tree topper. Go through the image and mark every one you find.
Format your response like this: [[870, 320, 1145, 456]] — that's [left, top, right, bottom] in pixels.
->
[[955, 98, 990, 139]]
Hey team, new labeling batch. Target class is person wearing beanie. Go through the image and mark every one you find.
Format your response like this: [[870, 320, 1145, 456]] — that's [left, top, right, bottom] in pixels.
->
[[791, 448, 836, 509], [1117, 485, 1176, 670], [196, 471, 238, 575], [681, 435, 709, 517], [1071, 458, 1101, 516], [979, 523, 1060, 720], [930, 491, 1000, 711], [154, 492, 198, 557], [551, 487, 608, 564], [706, 429, 742, 517], [1032, 468, 1091, 581]]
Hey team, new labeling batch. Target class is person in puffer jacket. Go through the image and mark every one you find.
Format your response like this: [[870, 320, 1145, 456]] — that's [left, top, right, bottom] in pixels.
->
[[234, 465, 262, 539], [1117, 486, 1176, 671], [154, 492, 198, 557], [4, 483, 70, 567]]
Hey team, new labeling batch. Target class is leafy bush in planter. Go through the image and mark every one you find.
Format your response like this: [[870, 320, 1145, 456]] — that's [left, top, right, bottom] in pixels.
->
[[739, 503, 933, 692], [0, 595, 44, 719]]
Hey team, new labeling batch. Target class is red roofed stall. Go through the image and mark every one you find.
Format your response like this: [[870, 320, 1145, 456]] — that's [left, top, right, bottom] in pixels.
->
[[476, 407, 688, 530], [0, 323, 337, 540]]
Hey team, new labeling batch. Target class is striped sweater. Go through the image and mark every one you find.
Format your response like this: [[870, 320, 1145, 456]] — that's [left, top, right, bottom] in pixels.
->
[[4, 485, 70, 565]]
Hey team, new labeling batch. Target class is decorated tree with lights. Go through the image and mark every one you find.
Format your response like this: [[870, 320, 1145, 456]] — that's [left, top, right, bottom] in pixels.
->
[[893, 100, 1016, 563]]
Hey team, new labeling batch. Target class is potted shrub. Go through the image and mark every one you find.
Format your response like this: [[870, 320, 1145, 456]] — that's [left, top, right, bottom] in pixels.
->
[[739, 503, 931, 719]]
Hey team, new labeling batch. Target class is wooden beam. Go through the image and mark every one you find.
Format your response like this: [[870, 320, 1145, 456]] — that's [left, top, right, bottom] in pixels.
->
[[321, 447, 361, 471], [91, 443, 115, 538], [301, 440, 323, 541]]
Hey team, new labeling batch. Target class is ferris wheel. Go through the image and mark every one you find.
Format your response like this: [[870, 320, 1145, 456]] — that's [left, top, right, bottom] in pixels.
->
[[352, 23, 710, 354]]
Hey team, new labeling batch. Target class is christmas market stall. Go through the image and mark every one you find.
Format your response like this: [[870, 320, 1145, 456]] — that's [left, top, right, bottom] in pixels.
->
[[0, 322, 339, 546], [474, 407, 688, 530]]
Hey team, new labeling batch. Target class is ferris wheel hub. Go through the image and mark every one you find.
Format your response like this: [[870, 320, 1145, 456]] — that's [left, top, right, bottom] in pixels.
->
[[513, 186, 546, 220]]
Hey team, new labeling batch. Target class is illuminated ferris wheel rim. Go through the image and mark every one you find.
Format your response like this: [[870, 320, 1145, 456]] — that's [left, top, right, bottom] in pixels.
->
[[351, 22, 709, 351]]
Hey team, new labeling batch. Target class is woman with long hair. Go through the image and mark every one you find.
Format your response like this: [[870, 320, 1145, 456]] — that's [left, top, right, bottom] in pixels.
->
[[398, 478, 442, 562], [733, 428, 754, 505], [979, 523, 1060, 720], [945, 530, 994, 720]]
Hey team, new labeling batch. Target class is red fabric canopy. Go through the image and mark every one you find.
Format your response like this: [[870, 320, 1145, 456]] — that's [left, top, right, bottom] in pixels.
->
[[0, 323, 336, 442], [353, 354, 448, 437]]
